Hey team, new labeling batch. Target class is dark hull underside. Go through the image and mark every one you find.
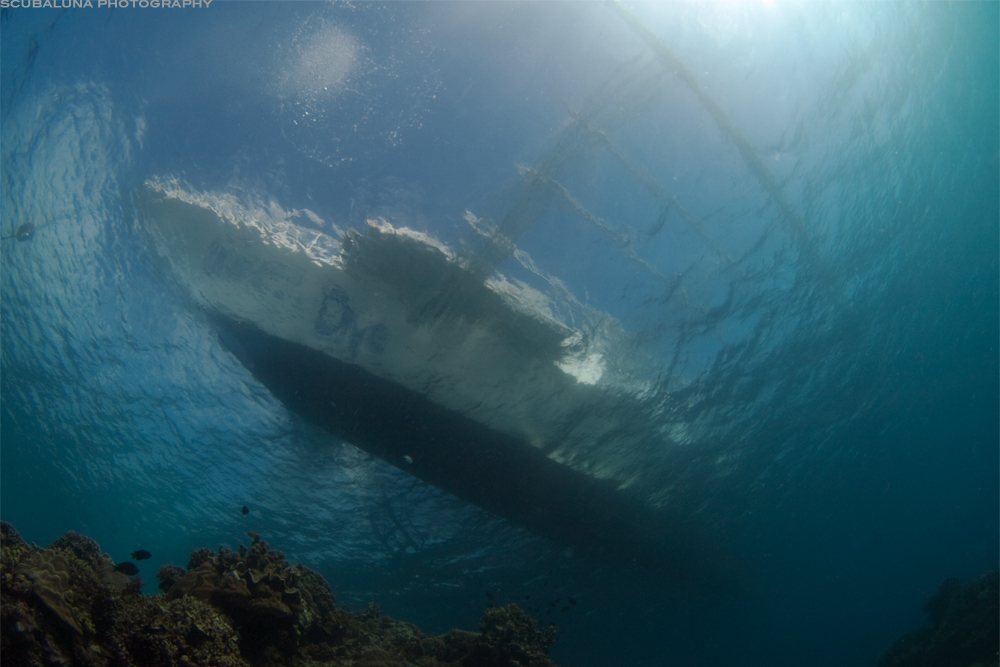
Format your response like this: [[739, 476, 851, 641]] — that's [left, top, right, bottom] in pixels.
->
[[212, 313, 736, 589]]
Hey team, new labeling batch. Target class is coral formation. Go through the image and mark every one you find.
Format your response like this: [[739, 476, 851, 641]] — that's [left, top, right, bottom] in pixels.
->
[[474, 603, 557, 666], [15, 551, 84, 633], [879, 569, 999, 667], [1, 521, 561, 667], [2, 523, 120, 665]]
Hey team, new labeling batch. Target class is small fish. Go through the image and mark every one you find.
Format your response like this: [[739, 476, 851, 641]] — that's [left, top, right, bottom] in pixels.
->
[[15, 222, 34, 242], [130, 550, 152, 560], [114, 562, 139, 576], [247, 532, 259, 541], [402, 455, 413, 464], [485, 591, 493, 601], [568, 597, 577, 606], [561, 606, 570, 613], [242, 506, 249, 516]]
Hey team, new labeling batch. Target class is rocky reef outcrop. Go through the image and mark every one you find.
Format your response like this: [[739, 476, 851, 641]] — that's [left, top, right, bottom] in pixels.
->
[[0, 521, 559, 667], [879, 569, 999, 667]]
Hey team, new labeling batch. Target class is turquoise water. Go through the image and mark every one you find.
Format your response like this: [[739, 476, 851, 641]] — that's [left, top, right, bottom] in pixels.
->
[[1, 3, 997, 665]]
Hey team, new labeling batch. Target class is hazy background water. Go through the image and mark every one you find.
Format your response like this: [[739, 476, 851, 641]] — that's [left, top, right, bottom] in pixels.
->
[[1, 3, 997, 666]]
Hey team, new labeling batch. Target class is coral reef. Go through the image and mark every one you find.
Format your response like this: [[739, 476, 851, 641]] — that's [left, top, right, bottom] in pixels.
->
[[879, 569, 999, 667], [15, 551, 85, 633], [0, 521, 561, 667]]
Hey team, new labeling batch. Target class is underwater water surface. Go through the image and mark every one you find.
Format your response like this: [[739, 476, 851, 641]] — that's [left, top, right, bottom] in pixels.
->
[[1, 2, 997, 666]]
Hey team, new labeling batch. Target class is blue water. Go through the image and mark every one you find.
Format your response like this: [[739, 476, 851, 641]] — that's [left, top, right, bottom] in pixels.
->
[[1, 3, 997, 666]]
